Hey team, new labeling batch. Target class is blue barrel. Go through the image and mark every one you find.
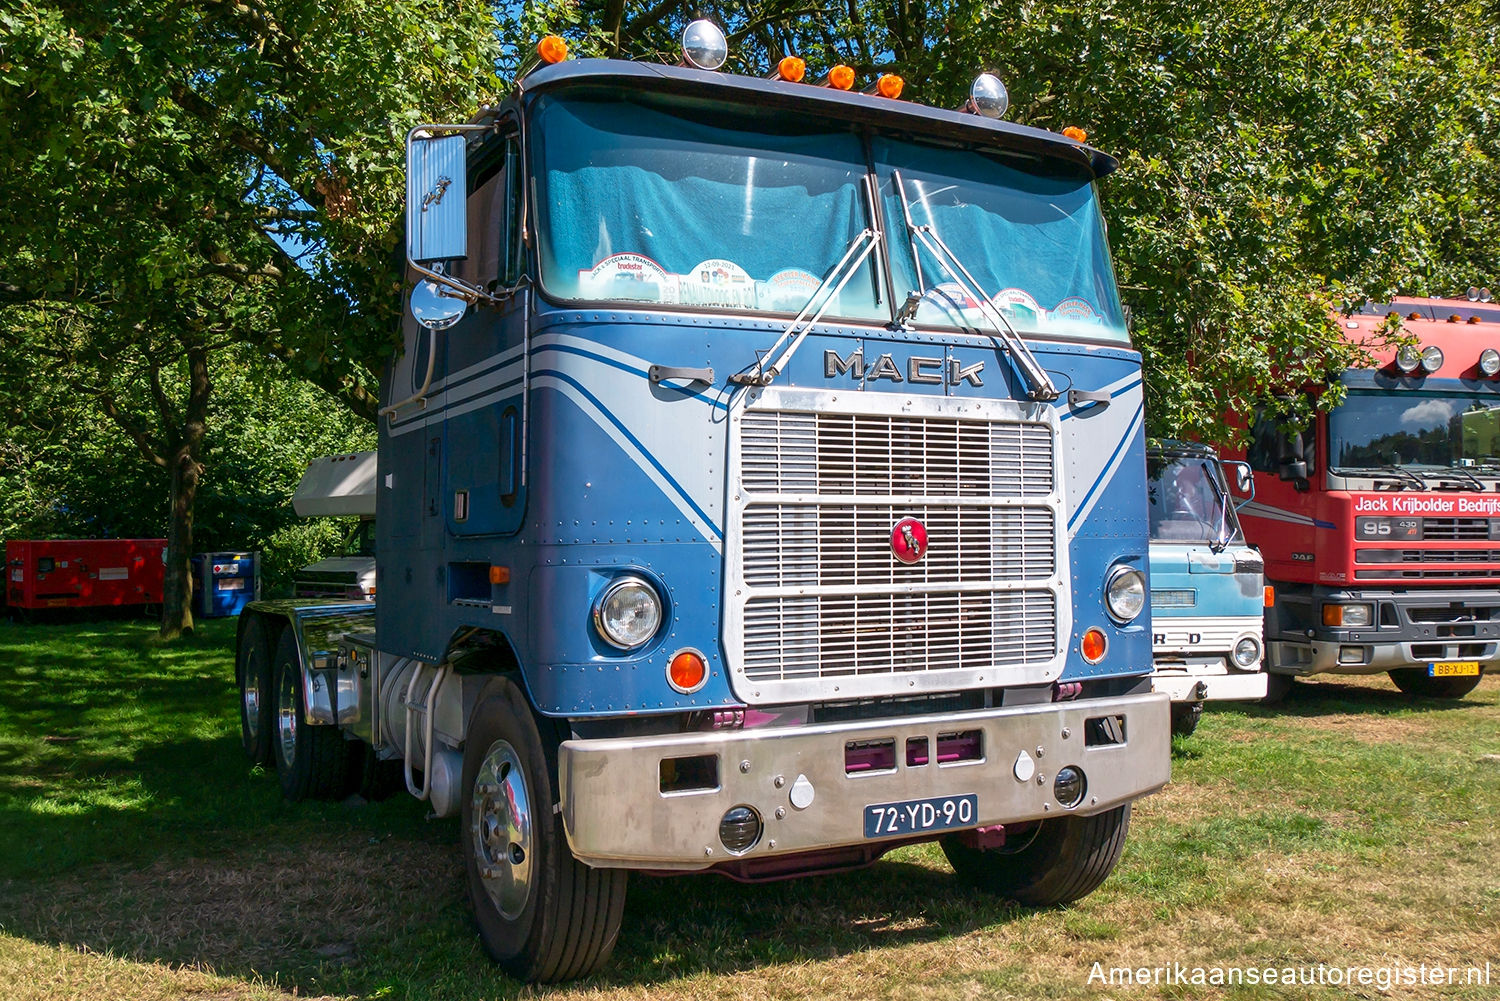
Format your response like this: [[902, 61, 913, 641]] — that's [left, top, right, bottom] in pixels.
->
[[191, 552, 258, 618]]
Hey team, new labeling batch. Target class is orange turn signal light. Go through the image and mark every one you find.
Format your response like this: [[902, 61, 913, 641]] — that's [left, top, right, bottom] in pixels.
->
[[775, 56, 806, 83], [668, 649, 708, 693], [876, 73, 904, 98], [1264, 585, 1275, 608], [1080, 627, 1107, 664], [537, 35, 568, 64], [489, 565, 511, 585], [826, 64, 855, 90], [1322, 605, 1342, 627], [1062, 125, 1088, 143]]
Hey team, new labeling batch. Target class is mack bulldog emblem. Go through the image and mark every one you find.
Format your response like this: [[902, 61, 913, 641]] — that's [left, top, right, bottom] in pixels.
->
[[891, 517, 928, 564]]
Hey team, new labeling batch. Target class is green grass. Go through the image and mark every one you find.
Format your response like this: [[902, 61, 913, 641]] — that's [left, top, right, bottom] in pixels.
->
[[1, 619, 1497, 1000]]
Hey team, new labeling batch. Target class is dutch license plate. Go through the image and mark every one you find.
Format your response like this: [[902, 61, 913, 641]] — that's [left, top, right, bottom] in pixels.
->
[[864, 794, 977, 838], [1429, 661, 1480, 678]]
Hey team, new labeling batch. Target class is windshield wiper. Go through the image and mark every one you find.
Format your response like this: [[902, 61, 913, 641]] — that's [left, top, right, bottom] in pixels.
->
[[892, 171, 1059, 402], [1437, 465, 1485, 492], [1329, 465, 1422, 489]]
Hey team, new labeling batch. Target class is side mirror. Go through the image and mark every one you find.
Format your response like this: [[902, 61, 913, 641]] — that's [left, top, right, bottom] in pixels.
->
[[1226, 460, 1255, 508], [1278, 460, 1307, 482], [406, 133, 468, 264], [410, 279, 468, 331]]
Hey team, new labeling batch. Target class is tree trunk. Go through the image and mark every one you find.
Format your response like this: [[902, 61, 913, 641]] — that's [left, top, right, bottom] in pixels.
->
[[158, 346, 212, 640]]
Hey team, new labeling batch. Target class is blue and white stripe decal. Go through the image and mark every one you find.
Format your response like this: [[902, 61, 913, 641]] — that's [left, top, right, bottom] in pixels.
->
[[1058, 370, 1147, 538], [1239, 500, 1337, 530]]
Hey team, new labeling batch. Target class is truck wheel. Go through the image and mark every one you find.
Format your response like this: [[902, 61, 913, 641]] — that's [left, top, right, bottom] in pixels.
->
[[236, 616, 274, 765], [1387, 668, 1484, 700], [271, 629, 350, 801], [941, 804, 1131, 907], [1170, 702, 1203, 737], [462, 679, 627, 982]]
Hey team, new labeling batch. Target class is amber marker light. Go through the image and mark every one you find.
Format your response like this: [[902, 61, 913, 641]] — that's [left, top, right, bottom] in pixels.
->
[[1080, 627, 1107, 665], [1264, 585, 1276, 608], [772, 56, 806, 82], [489, 565, 511, 585], [1062, 125, 1088, 142], [537, 35, 569, 64], [875, 73, 904, 98], [668, 649, 708, 693], [826, 64, 855, 90]]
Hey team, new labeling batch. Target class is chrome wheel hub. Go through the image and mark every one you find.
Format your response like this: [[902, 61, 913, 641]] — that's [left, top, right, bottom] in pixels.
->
[[275, 666, 298, 766], [470, 739, 534, 919], [243, 665, 262, 739]]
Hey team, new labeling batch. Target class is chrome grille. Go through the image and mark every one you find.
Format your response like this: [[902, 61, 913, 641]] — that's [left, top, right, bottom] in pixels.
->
[[742, 590, 1057, 681], [740, 412, 1053, 497], [742, 505, 1054, 587], [1151, 589, 1197, 609], [727, 392, 1069, 703]]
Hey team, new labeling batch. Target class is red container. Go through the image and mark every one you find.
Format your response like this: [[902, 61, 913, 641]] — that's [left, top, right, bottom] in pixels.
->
[[5, 539, 167, 611]]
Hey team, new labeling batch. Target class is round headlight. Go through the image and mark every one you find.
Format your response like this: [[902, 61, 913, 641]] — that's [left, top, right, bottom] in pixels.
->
[[1395, 344, 1421, 373], [968, 73, 1009, 118], [1480, 349, 1500, 377], [681, 19, 728, 70], [1420, 344, 1444, 373], [1233, 636, 1262, 668], [592, 576, 662, 650], [1104, 565, 1146, 623]]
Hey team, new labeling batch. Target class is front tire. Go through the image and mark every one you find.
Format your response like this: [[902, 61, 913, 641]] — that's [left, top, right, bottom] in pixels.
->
[[1388, 667, 1484, 700], [237, 615, 274, 765], [941, 805, 1131, 907], [271, 628, 351, 801], [462, 679, 627, 983], [1170, 702, 1203, 737]]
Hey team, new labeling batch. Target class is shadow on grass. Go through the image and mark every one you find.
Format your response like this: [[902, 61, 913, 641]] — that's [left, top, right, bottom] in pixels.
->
[[0, 618, 1040, 997], [1223, 673, 1492, 724]]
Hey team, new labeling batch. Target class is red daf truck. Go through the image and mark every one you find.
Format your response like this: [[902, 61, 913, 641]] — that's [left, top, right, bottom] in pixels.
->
[[1223, 292, 1500, 700]]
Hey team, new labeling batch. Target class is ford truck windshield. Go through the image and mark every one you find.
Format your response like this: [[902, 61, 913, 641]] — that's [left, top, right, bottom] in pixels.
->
[[530, 92, 1128, 341], [1331, 390, 1500, 477], [1148, 452, 1244, 547]]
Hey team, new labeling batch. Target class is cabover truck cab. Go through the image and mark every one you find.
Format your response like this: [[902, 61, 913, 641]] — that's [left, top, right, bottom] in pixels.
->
[[1146, 443, 1267, 735], [1223, 294, 1500, 700], [236, 27, 1169, 982], [289, 451, 377, 601]]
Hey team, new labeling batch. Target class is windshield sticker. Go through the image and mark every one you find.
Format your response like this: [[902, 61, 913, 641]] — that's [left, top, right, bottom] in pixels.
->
[[992, 288, 1043, 327], [680, 259, 755, 308], [759, 268, 824, 312], [1051, 297, 1100, 324], [579, 253, 677, 303]]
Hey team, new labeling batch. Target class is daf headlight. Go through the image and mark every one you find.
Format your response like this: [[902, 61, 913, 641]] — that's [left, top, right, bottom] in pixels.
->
[[1104, 565, 1147, 624], [1233, 636, 1262, 668], [593, 576, 663, 650]]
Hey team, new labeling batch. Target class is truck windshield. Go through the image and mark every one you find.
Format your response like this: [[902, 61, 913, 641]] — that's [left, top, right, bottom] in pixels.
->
[[529, 93, 885, 321], [1147, 453, 1244, 547], [1330, 390, 1500, 476], [875, 138, 1129, 343]]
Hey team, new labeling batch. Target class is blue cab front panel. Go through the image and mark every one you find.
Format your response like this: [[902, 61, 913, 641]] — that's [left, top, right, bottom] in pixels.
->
[[376, 298, 1151, 717]]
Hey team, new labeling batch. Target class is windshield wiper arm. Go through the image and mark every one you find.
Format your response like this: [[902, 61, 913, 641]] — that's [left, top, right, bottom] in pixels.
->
[[1440, 466, 1485, 492], [1386, 464, 1432, 490], [1330, 465, 1416, 489], [893, 172, 1059, 402]]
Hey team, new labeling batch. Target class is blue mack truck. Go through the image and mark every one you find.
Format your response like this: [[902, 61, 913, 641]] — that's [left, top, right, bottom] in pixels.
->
[[1146, 443, 1268, 735], [233, 23, 1170, 982]]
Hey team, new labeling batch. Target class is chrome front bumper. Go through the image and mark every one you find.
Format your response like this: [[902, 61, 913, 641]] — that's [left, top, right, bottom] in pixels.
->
[[558, 691, 1170, 870], [1270, 639, 1500, 676], [1152, 660, 1268, 703]]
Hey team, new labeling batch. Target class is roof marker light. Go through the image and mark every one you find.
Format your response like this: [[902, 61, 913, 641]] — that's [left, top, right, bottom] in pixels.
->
[[770, 56, 806, 83], [1471, 315, 1483, 324], [1062, 125, 1088, 142], [873, 73, 904, 98], [1395, 344, 1422, 373], [1421, 344, 1444, 373], [537, 35, 568, 64], [1479, 348, 1500, 377], [965, 73, 1009, 118], [825, 64, 855, 90], [681, 19, 728, 70]]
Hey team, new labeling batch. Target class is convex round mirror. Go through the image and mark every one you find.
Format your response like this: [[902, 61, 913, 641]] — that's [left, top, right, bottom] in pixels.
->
[[410, 279, 468, 330]]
